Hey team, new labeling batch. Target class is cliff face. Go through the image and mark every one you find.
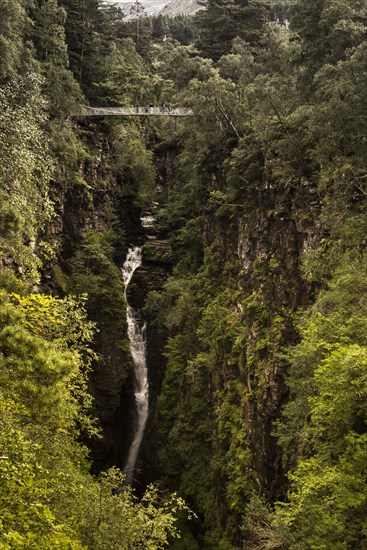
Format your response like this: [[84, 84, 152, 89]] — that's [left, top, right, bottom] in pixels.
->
[[126, 238, 173, 479], [233, 179, 321, 498], [42, 122, 176, 476], [42, 130, 144, 470], [136, 138, 325, 546]]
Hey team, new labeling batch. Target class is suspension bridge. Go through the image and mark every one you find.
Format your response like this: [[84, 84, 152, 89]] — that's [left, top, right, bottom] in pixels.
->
[[83, 106, 194, 117]]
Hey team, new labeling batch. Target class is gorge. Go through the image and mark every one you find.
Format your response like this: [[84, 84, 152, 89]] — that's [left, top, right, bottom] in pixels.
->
[[0, 0, 367, 549]]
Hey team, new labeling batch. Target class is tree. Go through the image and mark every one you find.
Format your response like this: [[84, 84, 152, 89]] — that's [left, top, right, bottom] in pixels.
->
[[291, 0, 367, 95], [195, 0, 270, 61], [274, 255, 367, 548], [152, 15, 166, 40], [0, 0, 34, 81], [0, 290, 190, 548], [59, 0, 100, 86], [0, 74, 53, 285], [31, 0, 69, 65]]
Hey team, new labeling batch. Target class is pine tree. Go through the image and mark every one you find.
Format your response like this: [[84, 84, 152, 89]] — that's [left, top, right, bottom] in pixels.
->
[[291, 0, 367, 95], [195, 0, 270, 61], [31, 0, 69, 65], [58, 0, 100, 86]]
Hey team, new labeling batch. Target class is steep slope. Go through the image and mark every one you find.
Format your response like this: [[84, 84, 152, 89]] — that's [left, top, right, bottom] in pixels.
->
[[106, 0, 199, 17], [161, 0, 199, 16]]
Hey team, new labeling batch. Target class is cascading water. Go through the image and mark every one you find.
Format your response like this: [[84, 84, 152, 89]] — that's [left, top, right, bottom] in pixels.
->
[[122, 247, 149, 484], [140, 213, 157, 239]]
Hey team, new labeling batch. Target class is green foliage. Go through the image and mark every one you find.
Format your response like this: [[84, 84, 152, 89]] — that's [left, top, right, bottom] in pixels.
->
[[59, 0, 101, 86], [195, 0, 270, 61], [273, 254, 367, 548], [0, 290, 90, 545], [291, 0, 367, 94], [11, 293, 95, 349], [0, 74, 54, 284], [10, 292, 98, 434], [150, 265, 264, 547], [1, 0, 367, 548], [72, 468, 191, 550], [109, 123, 156, 205], [31, 0, 69, 66], [241, 494, 300, 550], [0, 291, 189, 548], [0, 292, 90, 431], [67, 230, 126, 341], [0, 0, 35, 80]]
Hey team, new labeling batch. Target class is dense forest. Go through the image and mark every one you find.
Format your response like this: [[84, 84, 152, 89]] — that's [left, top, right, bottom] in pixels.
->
[[0, 0, 367, 548]]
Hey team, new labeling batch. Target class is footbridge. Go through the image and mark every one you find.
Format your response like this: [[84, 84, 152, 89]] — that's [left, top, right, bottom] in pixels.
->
[[83, 106, 193, 117]]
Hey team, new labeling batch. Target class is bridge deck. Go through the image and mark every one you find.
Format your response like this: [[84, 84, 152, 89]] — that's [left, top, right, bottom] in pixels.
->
[[83, 106, 193, 117]]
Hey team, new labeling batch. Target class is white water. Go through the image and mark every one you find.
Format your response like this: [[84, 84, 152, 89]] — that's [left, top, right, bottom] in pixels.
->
[[141, 213, 157, 240], [122, 247, 149, 484]]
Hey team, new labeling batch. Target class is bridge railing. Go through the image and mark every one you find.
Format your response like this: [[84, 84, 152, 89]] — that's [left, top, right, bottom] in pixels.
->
[[83, 106, 194, 117]]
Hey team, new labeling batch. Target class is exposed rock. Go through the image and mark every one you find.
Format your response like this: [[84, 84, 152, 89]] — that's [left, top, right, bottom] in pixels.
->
[[143, 239, 173, 265], [106, 0, 200, 19], [160, 0, 200, 16]]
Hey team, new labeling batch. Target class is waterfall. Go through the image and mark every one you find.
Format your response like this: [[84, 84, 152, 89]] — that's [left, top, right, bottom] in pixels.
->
[[140, 213, 157, 239], [122, 247, 149, 484]]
